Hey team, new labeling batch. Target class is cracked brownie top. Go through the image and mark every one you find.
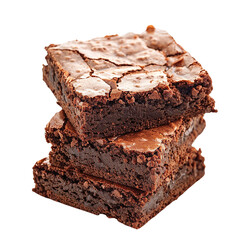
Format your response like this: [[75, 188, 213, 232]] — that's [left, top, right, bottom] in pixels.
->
[[45, 25, 207, 99]]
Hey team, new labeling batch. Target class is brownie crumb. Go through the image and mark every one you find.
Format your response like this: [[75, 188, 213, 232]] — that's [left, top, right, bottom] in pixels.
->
[[112, 190, 122, 198], [83, 181, 89, 189], [146, 25, 156, 33]]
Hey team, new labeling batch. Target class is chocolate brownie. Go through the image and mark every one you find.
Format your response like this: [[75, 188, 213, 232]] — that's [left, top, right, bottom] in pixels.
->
[[43, 25, 216, 140], [46, 110, 205, 191], [33, 147, 205, 229]]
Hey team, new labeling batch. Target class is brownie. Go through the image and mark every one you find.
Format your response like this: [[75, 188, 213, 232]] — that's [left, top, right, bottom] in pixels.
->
[[46, 110, 205, 192], [43, 25, 216, 140], [33, 147, 205, 229]]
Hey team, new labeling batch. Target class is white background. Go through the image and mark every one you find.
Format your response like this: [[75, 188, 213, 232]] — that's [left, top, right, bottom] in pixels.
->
[[1, 0, 239, 239]]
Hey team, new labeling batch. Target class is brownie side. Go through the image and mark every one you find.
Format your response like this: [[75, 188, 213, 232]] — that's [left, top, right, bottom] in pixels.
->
[[43, 63, 214, 140], [46, 111, 205, 191], [43, 26, 216, 140], [33, 148, 205, 229]]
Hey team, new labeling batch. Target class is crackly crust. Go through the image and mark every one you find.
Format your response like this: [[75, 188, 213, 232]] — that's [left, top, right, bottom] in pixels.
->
[[46, 25, 211, 101]]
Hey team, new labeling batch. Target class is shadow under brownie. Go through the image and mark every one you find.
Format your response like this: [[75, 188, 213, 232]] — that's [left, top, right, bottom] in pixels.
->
[[46, 110, 205, 191], [33, 147, 205, 229], [43, 25, 216, 141]]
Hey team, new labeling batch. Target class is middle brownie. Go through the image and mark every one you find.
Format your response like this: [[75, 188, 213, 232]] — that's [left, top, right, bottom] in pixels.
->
[[46, 110, 205, 192]]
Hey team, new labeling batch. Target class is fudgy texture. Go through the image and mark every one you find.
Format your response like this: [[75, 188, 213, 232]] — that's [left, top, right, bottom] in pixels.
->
[[44, 25, 216, 140], [33, 147, 205, 229], [46, 110, 205, 191]]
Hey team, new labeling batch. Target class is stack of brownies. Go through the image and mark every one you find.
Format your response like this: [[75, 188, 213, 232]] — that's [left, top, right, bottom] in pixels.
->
[[33, 25, 216, 228]]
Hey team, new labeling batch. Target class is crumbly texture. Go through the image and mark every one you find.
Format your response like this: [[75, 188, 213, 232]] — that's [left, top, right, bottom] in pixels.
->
[[44, 25, 216, 140], [46, 110, 205, 191], [33, 147, 205, 229]]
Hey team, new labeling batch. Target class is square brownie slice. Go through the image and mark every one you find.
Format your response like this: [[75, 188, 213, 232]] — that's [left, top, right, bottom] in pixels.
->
[[33, 147, 205, 229], [44, 25, 216, 140], [46, 110, 205, 192]]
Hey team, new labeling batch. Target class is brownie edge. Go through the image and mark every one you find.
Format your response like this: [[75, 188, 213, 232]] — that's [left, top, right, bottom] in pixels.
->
[[33, 148, 205, 229]]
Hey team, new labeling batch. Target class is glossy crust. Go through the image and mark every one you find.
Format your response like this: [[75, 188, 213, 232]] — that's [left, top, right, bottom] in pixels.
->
[[44, 26, 216, 140], [46, 111, 205, 191], [33, 147, 205, 229]]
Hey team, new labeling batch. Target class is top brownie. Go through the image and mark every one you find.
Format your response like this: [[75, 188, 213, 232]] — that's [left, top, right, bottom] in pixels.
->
[[44, 25, 216, 140]]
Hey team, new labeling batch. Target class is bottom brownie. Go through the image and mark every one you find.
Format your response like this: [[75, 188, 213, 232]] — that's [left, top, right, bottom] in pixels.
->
[[33, 147, 204, 229]]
